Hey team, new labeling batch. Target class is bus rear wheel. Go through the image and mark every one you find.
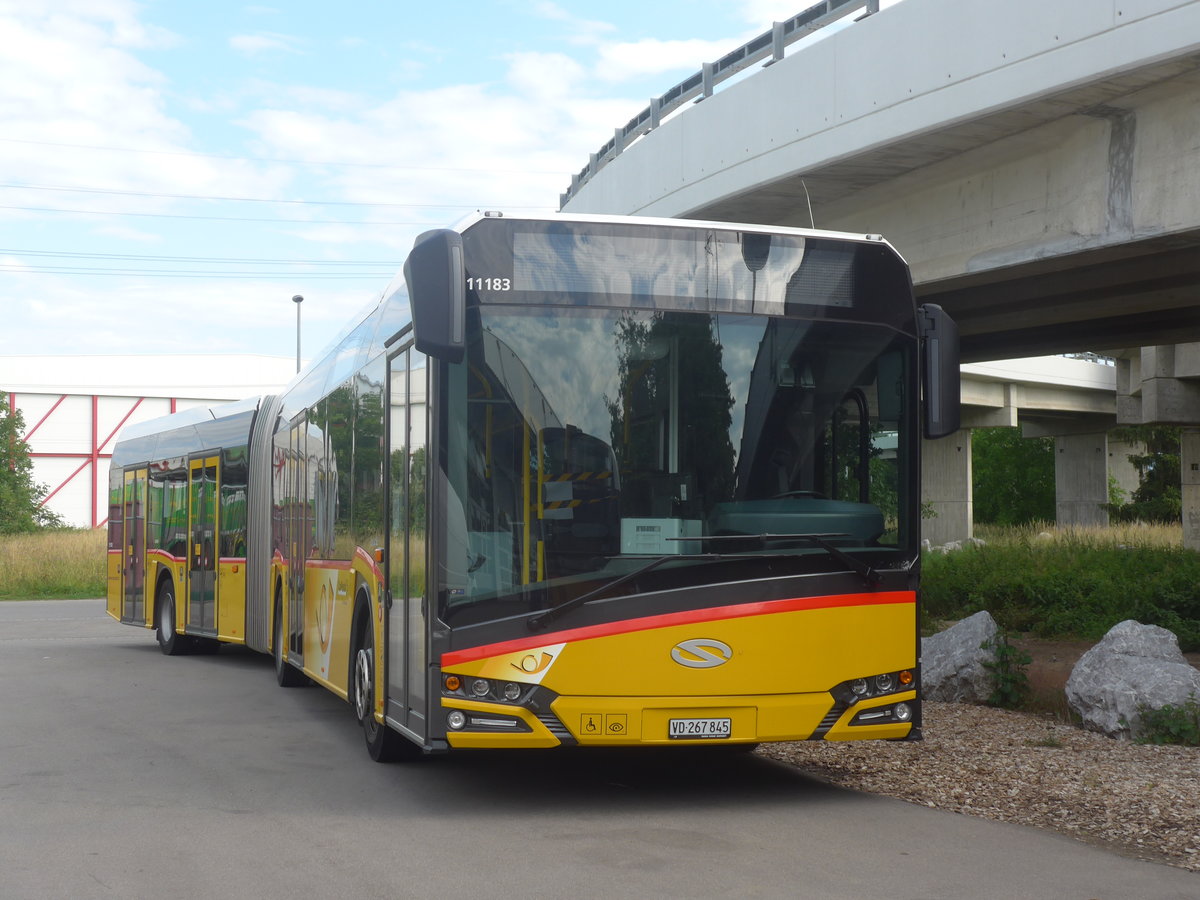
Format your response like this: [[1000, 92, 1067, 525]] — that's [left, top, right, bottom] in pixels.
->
[[273, 596, 308, 687], [155, 582, 186, 656]]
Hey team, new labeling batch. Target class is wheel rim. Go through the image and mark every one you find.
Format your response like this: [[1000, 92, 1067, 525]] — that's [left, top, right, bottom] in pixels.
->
[[354, 646, 373, 723], [274, 609, 283, 672], [160, 593, 174, 638]]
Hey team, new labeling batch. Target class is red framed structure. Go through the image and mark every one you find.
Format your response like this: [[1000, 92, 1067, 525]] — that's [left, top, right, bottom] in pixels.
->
[[9, 391, 180, 528]]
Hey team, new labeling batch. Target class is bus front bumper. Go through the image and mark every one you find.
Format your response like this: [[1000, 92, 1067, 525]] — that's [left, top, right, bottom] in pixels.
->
[[441, 690, 918, 749]]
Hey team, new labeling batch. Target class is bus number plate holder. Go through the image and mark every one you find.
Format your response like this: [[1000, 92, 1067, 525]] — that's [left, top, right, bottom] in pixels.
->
[[668, 717, 731, 740]]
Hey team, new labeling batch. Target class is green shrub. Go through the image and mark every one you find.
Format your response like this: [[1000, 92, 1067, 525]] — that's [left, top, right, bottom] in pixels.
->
[[981, 631, 1032, 709], [1134, 697, 1200, 746], [922, 526, 1200, 651]]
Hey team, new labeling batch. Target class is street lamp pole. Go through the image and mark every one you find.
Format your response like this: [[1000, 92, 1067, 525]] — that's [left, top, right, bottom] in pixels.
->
[[292, 294, 303, 373]]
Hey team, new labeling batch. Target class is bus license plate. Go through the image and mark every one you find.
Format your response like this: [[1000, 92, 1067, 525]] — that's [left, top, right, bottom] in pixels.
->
[[668, 717, 731, 740]]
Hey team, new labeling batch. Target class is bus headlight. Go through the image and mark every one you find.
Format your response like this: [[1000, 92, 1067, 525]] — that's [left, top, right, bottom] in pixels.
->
[[442, 673, 528, 705], [447, 710, 467, 730], [894, 702, 912, 722], [831, 670, 915, 705]]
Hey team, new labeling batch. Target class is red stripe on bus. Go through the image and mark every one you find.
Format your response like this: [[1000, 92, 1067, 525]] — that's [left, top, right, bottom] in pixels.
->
[[305, 558, 353, 570], [355, 545, 384, 582], [299, 551, 382, 582], [440, 591, 915, 667]]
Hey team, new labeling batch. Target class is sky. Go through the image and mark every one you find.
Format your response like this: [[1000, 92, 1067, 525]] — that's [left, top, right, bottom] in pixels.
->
[[0, 0, 840, 366]]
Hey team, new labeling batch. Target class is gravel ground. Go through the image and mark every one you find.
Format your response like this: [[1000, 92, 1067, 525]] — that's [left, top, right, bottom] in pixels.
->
[[758, 701, 1200, 872]]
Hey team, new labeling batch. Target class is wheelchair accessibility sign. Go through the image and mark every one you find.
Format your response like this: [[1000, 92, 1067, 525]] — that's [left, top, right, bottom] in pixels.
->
[[581, 713, 628, 736]]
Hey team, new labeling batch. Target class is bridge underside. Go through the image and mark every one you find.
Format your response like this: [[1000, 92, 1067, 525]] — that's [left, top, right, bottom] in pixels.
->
[[680, 53, 1200, 363], [919, 231, 1200, 363]]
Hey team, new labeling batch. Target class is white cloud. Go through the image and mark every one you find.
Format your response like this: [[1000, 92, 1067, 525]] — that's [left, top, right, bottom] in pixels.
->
[[735, 0, 818, 26], [2, 266, 360, 356], [504, 51, 586, 102], [737, 0, 907, 29], [529, 1, 616, 44], [229, 32, 303, 56], [0, 1, 731, 358], [0, 3, 291, 214], [92, 222, 163, 243], [234, 65, 629, 217], [594, 37, 743, 82]]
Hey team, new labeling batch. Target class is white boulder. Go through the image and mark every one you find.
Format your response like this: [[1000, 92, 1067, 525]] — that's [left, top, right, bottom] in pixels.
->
[[1065, 620, 1200, 738], [922, 611, 998, 703]]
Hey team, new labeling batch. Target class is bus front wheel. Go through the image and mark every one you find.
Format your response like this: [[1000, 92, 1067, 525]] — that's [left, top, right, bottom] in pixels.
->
[[352, 620, 409, 762]]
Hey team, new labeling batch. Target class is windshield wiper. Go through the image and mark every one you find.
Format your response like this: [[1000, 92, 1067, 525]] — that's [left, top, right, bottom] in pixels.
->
[[526, 552, 766, 633], [526, 534, 880, 633], [699, 533, 881, 587]]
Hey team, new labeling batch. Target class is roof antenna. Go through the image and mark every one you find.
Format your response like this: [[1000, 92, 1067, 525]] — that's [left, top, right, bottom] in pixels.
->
[[801, 179, 815, 230]]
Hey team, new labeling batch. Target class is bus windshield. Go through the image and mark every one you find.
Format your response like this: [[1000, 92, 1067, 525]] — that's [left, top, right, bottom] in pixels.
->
[[440, 305, 915, 620]]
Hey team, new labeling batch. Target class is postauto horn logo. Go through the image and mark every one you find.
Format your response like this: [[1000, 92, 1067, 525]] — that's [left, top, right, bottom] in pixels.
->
[[670, 638, 733, 669]]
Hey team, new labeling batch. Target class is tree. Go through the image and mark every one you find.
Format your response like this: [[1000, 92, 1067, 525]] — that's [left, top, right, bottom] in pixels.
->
[[971, 427, 1056, 525], [0, 395, 61, 533], [604, 311, 737, 516], [1107, 426, 1181, 524]]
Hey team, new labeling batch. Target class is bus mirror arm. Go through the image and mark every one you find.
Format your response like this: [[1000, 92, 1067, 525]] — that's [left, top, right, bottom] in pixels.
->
[[383, 322, 414, 350], [405, 229, 466, 363], [918, 304, 961, 439]]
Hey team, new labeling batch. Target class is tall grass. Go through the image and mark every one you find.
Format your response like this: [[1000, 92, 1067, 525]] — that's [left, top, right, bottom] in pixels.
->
[[924, 522, 1200, 650], [973, 520, 1184, 549], [6, 522, 1199, 651], [388, 534, 428, 596], [0, 528, 430, 601], [0, 529, 107, 599]]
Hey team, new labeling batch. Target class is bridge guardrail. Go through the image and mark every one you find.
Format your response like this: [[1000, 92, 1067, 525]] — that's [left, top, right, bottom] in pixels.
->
[[559, 0, 879, 209]]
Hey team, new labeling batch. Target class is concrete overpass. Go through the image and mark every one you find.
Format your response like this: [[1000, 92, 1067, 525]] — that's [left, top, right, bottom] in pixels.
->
[[561, 0, 1200, 360], [560, 0, 1200, 544]]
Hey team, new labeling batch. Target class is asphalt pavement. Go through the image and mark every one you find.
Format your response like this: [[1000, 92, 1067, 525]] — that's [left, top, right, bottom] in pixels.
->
[[1, 599, 1195, 899]]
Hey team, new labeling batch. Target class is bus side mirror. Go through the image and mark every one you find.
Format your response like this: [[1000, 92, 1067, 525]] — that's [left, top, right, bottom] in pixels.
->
[[404, 229, 466, 363], [919, 304, 961, 439]]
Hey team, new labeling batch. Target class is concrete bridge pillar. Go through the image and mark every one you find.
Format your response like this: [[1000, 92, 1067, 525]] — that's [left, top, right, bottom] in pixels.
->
[[1054, 432, 1109, 527], [1182, 427, 1200, 551], [1116, 344, 1200, 549], [921, 430, 972, 546], [1106, 436, 1142, 505]]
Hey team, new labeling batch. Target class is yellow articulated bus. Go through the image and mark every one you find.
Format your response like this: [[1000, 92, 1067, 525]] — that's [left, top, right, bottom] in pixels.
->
[[107, 212, 960, 761]]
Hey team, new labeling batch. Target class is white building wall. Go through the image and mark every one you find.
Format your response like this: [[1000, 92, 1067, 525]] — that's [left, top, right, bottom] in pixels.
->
[[2, 355, 297, 528]]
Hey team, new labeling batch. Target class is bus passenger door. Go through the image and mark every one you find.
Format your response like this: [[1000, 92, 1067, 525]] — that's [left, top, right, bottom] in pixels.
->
[[188, 455, 219, 633], [385, 346, 427, 743], [121, 468, 147, 624]]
